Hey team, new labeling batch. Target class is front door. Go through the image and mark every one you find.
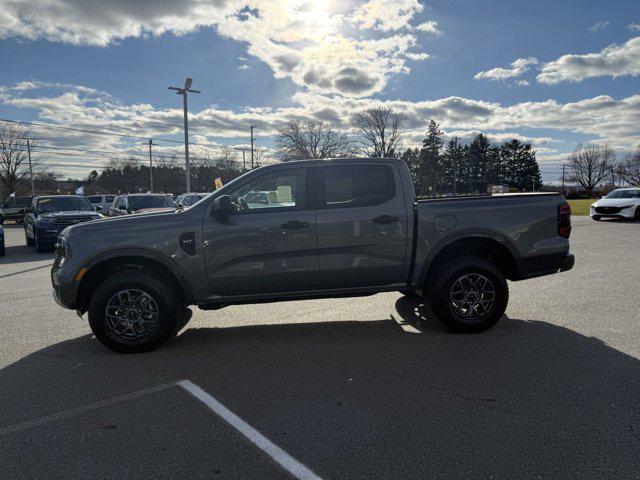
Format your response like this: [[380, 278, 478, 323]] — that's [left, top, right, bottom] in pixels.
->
[[315, 162, 410, 288], [203, 166, 319, 296]]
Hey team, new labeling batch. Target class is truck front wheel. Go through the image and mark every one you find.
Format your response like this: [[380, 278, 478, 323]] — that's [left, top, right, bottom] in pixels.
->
[[88, 270, 182, 353], [429, 256, 508, 333]]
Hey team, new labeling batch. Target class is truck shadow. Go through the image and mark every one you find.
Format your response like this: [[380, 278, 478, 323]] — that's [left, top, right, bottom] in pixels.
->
[[1, 299, 639, 478]]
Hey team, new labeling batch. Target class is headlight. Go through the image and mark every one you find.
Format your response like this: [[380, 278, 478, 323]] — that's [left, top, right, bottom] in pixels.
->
[[590, 204, 596, 208], [91, 214, 103, 220]]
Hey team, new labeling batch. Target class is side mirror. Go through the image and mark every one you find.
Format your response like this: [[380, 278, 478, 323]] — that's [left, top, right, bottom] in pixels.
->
[[94, 205, 103, 211], [212, 195, 234, 219], [177, 202, 184, 209]]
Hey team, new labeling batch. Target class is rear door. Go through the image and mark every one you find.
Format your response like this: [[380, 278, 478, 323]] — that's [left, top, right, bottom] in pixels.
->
[[203, 165, 319, 296], [315, 162, 410, 288]]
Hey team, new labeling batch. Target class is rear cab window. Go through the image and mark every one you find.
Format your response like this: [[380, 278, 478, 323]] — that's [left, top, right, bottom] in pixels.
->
[[319, 164, 395, 208]]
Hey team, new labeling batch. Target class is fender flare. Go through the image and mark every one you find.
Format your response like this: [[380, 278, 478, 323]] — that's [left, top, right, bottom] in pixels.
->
[[416, 229, 523, 287], [81, 247, 194, 304]]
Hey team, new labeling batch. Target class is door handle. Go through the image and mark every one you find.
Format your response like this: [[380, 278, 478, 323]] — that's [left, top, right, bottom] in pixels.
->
[[372, 215, 399, 225], [281, 220, 309, 230]]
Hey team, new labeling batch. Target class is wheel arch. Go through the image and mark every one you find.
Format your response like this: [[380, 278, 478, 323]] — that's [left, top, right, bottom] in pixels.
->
[[418, 232, 521, 288], [76, 249, 193, 313]]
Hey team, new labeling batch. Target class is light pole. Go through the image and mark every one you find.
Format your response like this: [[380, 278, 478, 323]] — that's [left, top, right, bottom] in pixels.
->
[[148, 139, 156, 193], [169, 77, 201, 193]]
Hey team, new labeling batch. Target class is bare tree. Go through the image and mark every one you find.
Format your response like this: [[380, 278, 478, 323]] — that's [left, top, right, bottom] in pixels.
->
[[622, 146, 640, 186], [566, 143, 615, 192], [0, 122, 32, 198], [353, 107, 404, 158], [34, 171, 61, 194], [275, 120, 353, 161]]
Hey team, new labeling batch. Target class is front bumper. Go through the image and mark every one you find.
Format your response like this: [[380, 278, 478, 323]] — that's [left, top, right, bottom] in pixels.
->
[[590, 205, 636, 218], [51, 249, 78, 310], [37, 225, 63, 242]]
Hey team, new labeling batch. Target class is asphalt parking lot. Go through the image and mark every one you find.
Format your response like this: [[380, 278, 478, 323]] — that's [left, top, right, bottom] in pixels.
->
[[1, 217, 639, 480]]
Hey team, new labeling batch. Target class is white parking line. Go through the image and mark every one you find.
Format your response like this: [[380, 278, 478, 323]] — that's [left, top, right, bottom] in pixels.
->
[[178, 380, 324, 480], [0, 382, 175, 437]]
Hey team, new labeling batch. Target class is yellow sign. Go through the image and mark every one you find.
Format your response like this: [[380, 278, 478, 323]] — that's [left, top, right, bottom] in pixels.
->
[[214, 177, 223, 190]]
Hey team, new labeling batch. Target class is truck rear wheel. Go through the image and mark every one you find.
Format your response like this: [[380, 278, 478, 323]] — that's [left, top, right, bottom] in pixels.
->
[[88, 270, 182, 353], [429, 256, 508, 333]]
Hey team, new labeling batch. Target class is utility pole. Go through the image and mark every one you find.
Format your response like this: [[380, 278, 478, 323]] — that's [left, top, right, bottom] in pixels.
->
[[610, 165, 616, 188], [26, 138, 35, 196], [169, 77, 201, 193], [235, 147, 249, 172], [250, 125, 255, 169], [453, 164, 457, 195], [148, 139, 155, 193], [532, 176, 535, 192], [562, 165, 565, 193]]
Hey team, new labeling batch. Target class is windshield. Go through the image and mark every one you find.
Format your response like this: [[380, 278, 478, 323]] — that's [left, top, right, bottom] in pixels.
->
[[38, 197, 93, 213], [130, 195, 176, 210], [605, 190, 640, 199], [4, 197, 33, 208]]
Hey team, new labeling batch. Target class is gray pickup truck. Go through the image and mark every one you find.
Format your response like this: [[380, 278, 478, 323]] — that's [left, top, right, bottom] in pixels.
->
[[51, 158, 574, 353]]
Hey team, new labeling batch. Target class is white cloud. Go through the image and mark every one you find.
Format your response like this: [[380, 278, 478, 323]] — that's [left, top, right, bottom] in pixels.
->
[[405, 52, 430, 61], [516, 79, 530, 86], [589, 21, 609, 32], [4, 81, 640, 152], [537, 37, 640, 84], [414, 21, 441, 35], [627, 23, 640, 32], [0, 0, 432, 98], [350, 0, 423, 32], [238, 64, 250, 70], [0, 0, 234, 46], [474, 57, 539, 82]]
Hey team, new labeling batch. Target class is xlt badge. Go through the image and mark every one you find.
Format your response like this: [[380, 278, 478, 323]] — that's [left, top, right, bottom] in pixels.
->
[[179, 232, 196, 256]]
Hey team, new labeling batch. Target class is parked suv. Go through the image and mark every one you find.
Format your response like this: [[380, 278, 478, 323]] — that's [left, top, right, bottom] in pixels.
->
[[108, 194, 176, 216], [25, 195, 102, 252], [52, 158, 574, 353], [87, 194, 116, 213], [2, 196, 33, 223]]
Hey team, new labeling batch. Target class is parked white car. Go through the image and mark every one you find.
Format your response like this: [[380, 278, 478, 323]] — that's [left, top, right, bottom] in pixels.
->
[[590, 188, 640, 221]]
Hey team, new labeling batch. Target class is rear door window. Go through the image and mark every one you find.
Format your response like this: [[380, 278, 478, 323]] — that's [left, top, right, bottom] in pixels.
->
[[319, 165, 395, 208]]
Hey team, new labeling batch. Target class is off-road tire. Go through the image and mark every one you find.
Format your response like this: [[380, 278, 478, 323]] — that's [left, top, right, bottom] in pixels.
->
[[429, 255, 508, 333], [88, 270, 182, 353]]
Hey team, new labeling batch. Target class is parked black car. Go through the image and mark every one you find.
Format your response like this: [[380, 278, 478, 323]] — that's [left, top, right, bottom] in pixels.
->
[[25, 195, 102, 252]]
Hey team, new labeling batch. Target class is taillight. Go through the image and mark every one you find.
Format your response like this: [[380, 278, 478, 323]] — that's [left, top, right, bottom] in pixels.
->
[[558, 203, 571, 239]]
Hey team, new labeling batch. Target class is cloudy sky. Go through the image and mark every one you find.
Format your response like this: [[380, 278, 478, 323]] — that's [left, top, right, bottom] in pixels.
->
[[0, 0, 639, 182]]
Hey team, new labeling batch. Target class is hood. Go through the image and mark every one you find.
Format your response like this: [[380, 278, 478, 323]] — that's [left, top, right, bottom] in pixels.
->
[[593, 197, 640, 207], [38, 210, 98, 219]]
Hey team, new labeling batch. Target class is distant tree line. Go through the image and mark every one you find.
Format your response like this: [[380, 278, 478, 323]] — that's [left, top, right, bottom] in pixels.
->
[[275, 110, 543, 195], [83, 149, 247, 195], [2, 114, 640, 201]]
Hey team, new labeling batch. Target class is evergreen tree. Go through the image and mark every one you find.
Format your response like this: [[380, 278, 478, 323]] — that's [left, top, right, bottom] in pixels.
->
[[499, 139, 543, 191], [400, 147, 420, 190], [467, 134, 493, 193], [442, 137, 466, 194], [417, 120, 444, 195]]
